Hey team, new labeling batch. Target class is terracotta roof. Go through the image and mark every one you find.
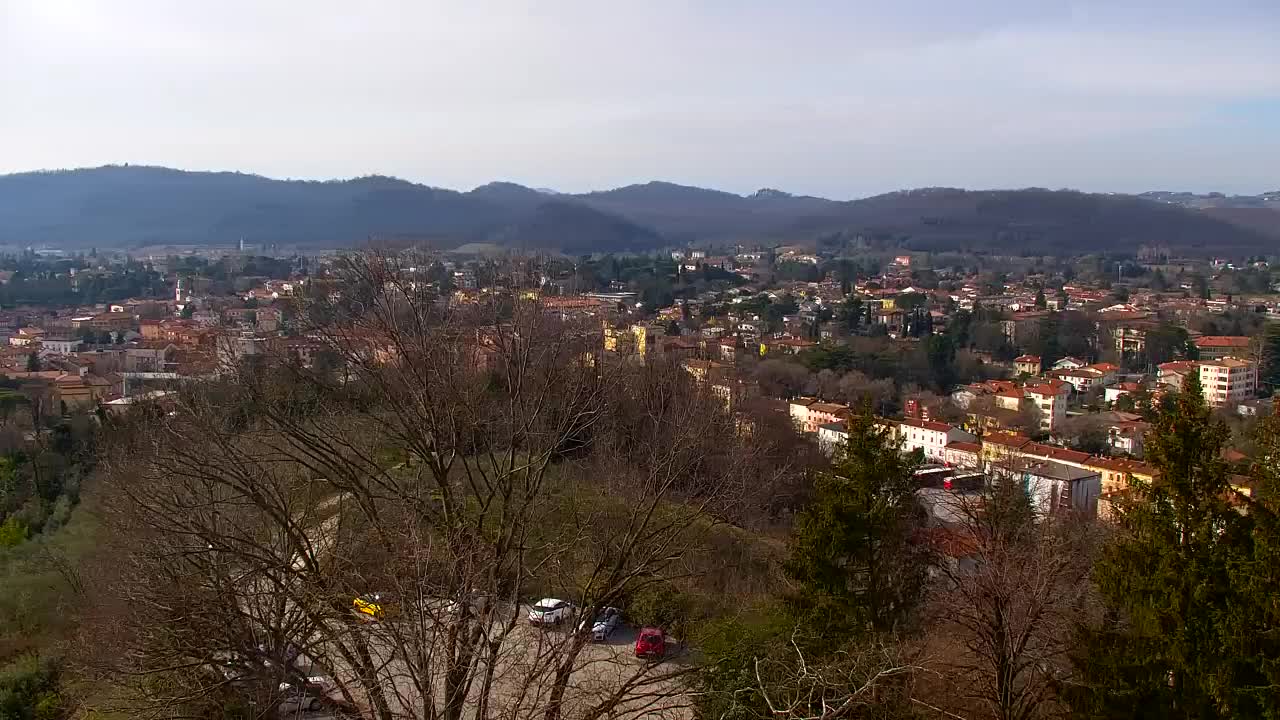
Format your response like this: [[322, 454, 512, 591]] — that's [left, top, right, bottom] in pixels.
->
[[1200, 357, 1254, 368], [810, 402, 851, 415], [1158, 361, 1197, 373], [1195, 335, 1251, 348], [983, 431, 1032, 449], [898, 417, 955, 433], [1014, 355, 1040, 363], [1086, 456, 1157, 477], [1024, 381, 1069, 397], [945, 441, 982, 453], [1025, 443, 1092, 465], [1054, 368, 1103, 379]]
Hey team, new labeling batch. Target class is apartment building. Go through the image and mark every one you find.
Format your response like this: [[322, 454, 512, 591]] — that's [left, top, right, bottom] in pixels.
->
[[1198, 358, 1258, 407], [1193, 335, 1252, 361], [890, 418, 976, 463], [1023, 380, 1071, 433]]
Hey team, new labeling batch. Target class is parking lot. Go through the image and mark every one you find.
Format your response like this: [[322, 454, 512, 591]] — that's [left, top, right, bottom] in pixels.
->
[[293, 602, 692, 719]]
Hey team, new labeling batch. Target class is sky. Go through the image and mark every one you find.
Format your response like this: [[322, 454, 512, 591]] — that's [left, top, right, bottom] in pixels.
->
[[2, 0, 1279, 198]]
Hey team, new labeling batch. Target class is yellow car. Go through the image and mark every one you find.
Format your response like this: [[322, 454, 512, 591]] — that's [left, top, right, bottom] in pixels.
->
[[353, 592, 397, 619]]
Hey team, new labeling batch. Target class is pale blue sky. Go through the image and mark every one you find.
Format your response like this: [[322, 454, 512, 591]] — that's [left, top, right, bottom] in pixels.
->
[[1, 0, 1277, 197]]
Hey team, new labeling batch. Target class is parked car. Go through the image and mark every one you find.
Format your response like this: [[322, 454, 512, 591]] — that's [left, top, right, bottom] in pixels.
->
[[353, 592, 397, 619], [278, 681, 325, 714], [634, 626, 666, 659], [578, 607, 622, 640], [527, 598, 573, 625]]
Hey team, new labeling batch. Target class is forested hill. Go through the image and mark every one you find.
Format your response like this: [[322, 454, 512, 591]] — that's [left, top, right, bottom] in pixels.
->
[[0, 166, 1273, 255]]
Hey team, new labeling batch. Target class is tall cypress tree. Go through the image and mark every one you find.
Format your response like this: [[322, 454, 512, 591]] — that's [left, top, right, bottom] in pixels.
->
[[1069, 374, 1271, 717], [784, 407, 931, 638]]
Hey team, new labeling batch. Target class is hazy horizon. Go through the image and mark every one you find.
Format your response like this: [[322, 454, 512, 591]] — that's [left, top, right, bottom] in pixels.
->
[[3, 163, 1278, 202], [3, 1, 1279, 198]]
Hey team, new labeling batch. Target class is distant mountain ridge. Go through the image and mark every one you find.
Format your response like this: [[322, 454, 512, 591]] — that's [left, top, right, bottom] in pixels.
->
[[0, 165, 1274, 255]]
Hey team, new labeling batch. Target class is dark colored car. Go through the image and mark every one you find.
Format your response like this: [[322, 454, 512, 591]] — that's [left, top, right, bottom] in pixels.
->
[[634, 626, 666, 659]]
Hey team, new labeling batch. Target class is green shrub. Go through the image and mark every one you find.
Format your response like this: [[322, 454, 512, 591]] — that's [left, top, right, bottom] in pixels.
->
[[0, 655, 64, 720]]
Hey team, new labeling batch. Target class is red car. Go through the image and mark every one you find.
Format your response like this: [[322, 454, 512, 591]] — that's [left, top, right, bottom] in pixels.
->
[[634, 627, 666, 659]]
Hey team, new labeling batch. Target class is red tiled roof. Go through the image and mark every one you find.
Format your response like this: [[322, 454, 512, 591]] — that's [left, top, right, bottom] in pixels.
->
[[1025, 443, 1092, 465], [1014, 355, 1040, 363], [1195, 336, 1251, 348], [983, 431, 1032, 449], [898, 417, 954, 433], [945, 441, 982, 453]]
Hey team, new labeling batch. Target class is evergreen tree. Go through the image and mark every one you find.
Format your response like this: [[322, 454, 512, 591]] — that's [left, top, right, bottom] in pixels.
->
[[1231, 410, 1280, 714], [784, 408, 931, 638], [1069, 375, 1273, 717], [1261, 323, 1280, 396]]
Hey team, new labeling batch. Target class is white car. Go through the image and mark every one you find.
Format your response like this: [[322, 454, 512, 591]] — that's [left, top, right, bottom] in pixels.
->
[[582, 607, 622, 640], [527, 598, 573, 626], [277, 678, 330, 714]]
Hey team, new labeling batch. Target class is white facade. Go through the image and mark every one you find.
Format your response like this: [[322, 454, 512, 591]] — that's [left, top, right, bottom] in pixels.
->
[[893, 419, 977, 463], [1198, 359, 1258, 407], [817, 423, 849, 455], [1023, 383, 1070, 433], [39, 337, 83, 356]]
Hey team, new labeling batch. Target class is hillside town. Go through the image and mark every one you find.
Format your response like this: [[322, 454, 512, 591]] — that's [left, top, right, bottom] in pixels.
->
[[1, 246, 1275, 521]]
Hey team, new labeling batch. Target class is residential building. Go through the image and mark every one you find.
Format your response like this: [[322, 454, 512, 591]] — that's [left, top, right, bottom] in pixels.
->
[[1106, 420, 1149, 457], [1023, 379, 1071, 432], [1158, 360, 1197, 390], [1104, 381, 1140, 405], [889, 418, 977, 463], [1194, 335, 1252, 361], [1014, 355, 1042, 376], [89, 312, 136, 332], [1009, 458, 1101, 517], [1051, 356, 1087, 371], [817, 422, 849, 455], [1052, 363, 1117, 395], [942, 441, 982, 470], [806, 402, 851, 433], [39, 337, 82, 356], [1198, 358, 1258, 407], [1109, 319, 1158, 354], [9, 327, 46, 347]]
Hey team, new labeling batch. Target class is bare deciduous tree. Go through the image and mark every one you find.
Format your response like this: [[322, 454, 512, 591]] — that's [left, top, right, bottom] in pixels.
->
[[923, 478, 1098, 720], [81, 252, 800, 720]]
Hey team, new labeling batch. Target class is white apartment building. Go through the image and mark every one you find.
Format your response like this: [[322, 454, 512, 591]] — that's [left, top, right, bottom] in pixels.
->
[[891, 418, 977, 463], [1023, 380, 1071, 433], [1198, 358, 1258, 407]]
